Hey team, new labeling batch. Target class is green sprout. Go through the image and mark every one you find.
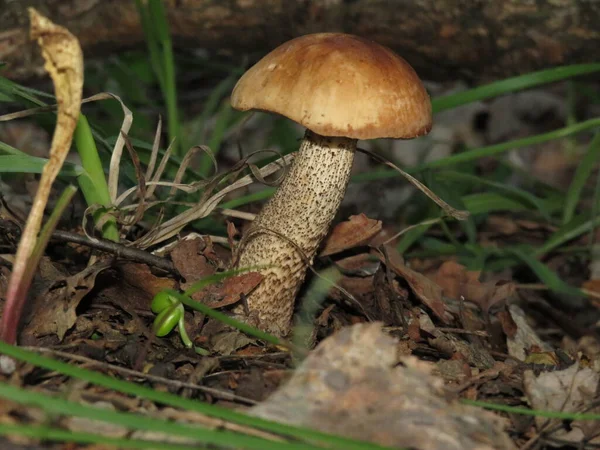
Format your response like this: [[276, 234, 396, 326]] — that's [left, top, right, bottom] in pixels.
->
[[150, 291, 192, 348]]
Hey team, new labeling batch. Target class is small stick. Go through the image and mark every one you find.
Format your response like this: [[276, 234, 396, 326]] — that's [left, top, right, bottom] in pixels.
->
[[23, 346, 258, 406], [51, 230, 177, 274]]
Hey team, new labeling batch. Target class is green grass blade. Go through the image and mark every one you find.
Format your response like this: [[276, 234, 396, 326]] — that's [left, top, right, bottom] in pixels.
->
[[192, 74, 237, 145], [135, 0, 181, 155], [74, 115, 119, 242], [152, 0, 180, 157], [461, 192, 530, 215], [0, 155, 82, 177], [0, 382, 321, 450], [173, 270, 289, 348], [220, 188, 276, 209], [135, 0, 164, 89], [536, 214, 600, 256], [352, 117, 600, 184], [32, 186, 78, 264], [0, 140, 29, 156], [396, 220, 437, 254], [562, 132, 600, 224], [0, 422, 190, 450], [199, 101, 234, 176], [0, 75, 49, 107], [437, 170, 554, 220], [508, 247, 583, 297], [74, 115, 111, 205], [0, 343, 388, 450], [419, 117, 600, 171], [432, 64, 600, 113]]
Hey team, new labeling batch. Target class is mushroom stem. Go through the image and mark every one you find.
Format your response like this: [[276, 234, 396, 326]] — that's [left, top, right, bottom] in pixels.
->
[[235, 130, 356, 336]]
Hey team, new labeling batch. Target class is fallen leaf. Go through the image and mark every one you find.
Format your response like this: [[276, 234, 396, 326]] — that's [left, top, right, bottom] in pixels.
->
[[119, 262, 176, 298], [320, 214, 382, 257], [250, 323, 514, 450], [327, 253, 383, 320], [433, 261, 514, 313], [202, 320, 256, 355], [170, 236, 216, 283], [190, 272, 263, 308], [505, 304, 553, 362], [496, 309, 518, 339], [582, 278, 600, 294], [524, 363, 600, 444], [171, 235, 261, 308], [434, 359, 472, 383], [417, 311, 495, 369], [226, 220, 238, 250], [375, 245, 449, 323], [26, 261, 111, 340]]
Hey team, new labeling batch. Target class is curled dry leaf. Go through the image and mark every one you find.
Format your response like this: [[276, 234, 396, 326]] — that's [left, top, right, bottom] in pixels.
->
[[0, 8, 83, 343], [433, 261, 515, 314], [319, 214, 382, 257], [251, 323, 514, 450], [375, 245, 450, 323]]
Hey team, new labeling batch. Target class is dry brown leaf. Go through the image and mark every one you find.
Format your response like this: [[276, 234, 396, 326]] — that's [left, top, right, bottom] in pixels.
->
[[119, 263, 177, 298], [328, 254, 378, 316], [227, 220, 238, 250], [376, 245, 449, 323], [190, 272, 263, 309], [250, 323, 514, 450], [496, 309, 518, 339], [26, 261, 111, 341], [168, 235, 262, 308], [211, 330, 256, 355], [320, 214, 382, 257], [433, 261, 514, 313], [201, 319, 256, 355], [582, 278, 600, 294], [171, 236, 217, 283]]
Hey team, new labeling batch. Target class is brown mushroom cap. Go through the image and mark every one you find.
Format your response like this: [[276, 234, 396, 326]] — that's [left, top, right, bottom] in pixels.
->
[[231, 33, 432, 140]]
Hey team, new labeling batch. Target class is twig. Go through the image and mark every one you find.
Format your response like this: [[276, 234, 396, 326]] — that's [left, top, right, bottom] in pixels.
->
[[23, 346, 257, 406], [51, 230, 177, 274]]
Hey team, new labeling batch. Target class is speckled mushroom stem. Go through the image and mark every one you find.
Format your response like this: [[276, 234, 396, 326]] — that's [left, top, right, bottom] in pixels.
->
[[234, 130, 356, 336]]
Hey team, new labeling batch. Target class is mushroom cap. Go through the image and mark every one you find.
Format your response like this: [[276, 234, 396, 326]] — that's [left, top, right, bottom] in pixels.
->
[[231, 33, 432, 140]]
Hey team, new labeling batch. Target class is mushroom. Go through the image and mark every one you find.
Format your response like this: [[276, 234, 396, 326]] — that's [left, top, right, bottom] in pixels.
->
[[231, 33, 432, 336]]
